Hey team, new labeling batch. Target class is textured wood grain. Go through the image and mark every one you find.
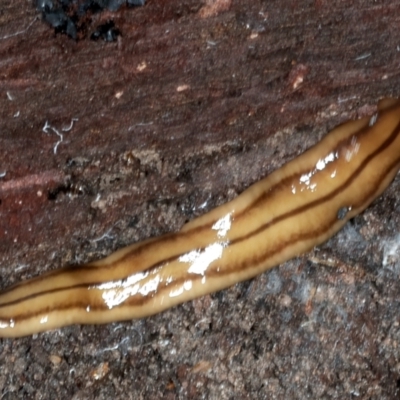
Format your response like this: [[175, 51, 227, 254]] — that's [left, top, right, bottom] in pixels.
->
[[0, 0, 400, 398]]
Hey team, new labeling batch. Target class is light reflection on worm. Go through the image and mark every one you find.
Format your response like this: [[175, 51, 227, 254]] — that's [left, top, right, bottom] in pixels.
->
[[1, 98, 400, 337]]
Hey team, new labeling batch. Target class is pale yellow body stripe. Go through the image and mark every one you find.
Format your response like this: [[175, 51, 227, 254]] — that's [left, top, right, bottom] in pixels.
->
[[0, 99, 399, 337]]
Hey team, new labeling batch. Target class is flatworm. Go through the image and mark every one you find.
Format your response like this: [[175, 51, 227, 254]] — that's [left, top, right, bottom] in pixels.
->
[[0, 98, 399, 337]]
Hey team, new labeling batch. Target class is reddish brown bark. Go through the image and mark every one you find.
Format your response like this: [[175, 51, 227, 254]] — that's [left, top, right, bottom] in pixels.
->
[[0, 0, 400, 398]]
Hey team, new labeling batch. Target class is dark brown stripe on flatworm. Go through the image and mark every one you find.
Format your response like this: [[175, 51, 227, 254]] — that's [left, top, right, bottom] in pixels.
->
[[78, 112, 399, 271], [2, 119, 400, 314], [0, 107, 390, 303], [8, 154, 400, 323]]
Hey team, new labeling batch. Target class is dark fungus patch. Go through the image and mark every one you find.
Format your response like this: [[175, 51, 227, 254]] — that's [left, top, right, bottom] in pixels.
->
[[34, 0, 145, 40], [47, 181, 89, 200], [90, 20, 120, 41]]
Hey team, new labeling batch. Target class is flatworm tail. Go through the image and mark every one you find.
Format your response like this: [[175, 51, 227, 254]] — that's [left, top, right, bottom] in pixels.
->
[[0, 99, 399, 337]]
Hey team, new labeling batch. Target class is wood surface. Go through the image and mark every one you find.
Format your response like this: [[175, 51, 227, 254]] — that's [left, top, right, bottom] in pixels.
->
[[1, 1, 400, 398]]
